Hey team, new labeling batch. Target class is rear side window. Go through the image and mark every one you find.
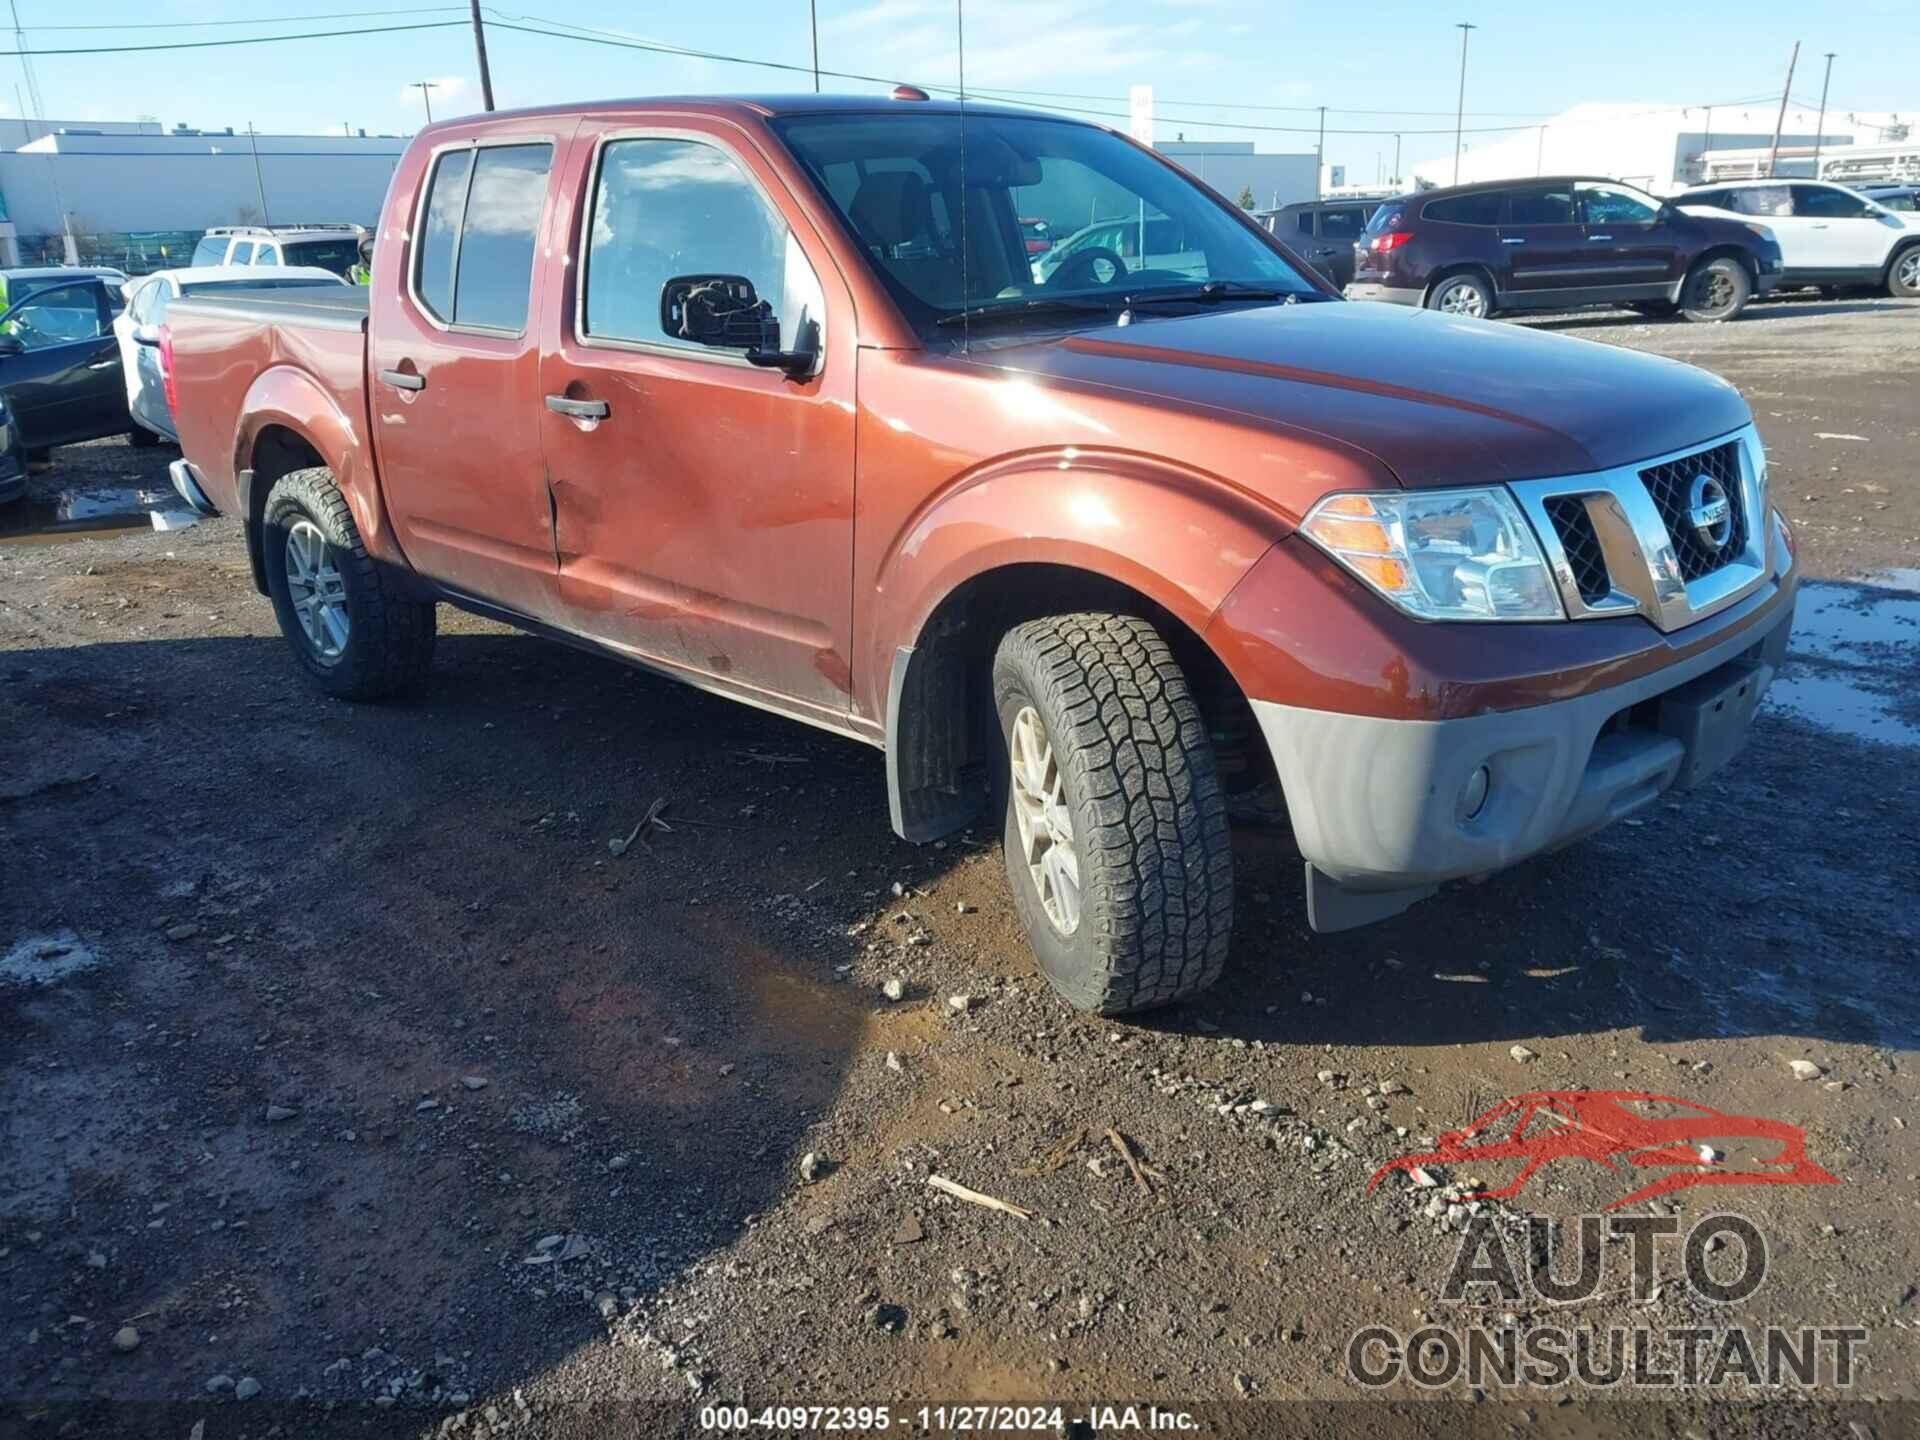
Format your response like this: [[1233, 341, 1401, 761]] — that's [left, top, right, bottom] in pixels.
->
[[1421, 193, 1500, 226], [191, 236, 229, 266], [1364, 203, 1406, 234], [1318, 206, 1366, 240], [1504, 187, 1576, 225], [1292, 210, 1314, 236], [1730, 185, 1791, 218], [413, 142, 553, 332]]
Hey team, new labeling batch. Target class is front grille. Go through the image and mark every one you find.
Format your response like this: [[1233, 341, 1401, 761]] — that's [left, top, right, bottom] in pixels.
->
[[1638, 440, 1747, 582], [1543, 495, 1611, 605]]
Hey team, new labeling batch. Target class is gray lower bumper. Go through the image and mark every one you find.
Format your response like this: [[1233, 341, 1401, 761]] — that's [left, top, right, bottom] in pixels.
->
[[1253, 586, 1796, 933], [168, 459, 218, 516], [1343, 282, 1424, 307]]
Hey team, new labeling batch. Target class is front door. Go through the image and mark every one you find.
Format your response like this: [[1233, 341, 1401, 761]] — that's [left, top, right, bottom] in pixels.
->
[[1576, 181, 1679, 298], [1790, 183, 1892, 270], [1313, 205, 1369, 287], [0, 280, 128, 448], [1496, 185, 1589, 300], [368, 131, 566, 620], [537, 122, 857, 718]]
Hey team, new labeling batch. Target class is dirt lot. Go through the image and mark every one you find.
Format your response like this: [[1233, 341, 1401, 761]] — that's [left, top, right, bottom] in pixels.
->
[[3, 295, 1918, 1439]]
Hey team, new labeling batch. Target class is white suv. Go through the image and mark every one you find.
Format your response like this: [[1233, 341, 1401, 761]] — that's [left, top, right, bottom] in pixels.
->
[[1677, 180, 1920, 297], [188, 225, 365, 279]]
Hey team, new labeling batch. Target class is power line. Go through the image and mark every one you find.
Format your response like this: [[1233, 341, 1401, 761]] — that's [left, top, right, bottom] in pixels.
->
[[0, 19, 466, 56], [8, 5, 467, 28]]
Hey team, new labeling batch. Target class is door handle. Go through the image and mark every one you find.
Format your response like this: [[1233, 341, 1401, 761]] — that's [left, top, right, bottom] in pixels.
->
[[1810, 223, 1829, 229], [545, 395, 609, 420], [88, 359, 119, 369], [378, 367, 425, 391], [1587, 234, 1614, 241], [1502, 237, 1527, 245]]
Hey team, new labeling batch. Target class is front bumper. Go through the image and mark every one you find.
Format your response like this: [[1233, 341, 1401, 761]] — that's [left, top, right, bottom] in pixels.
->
[[1344, 281, 1424, 307], [1254, 576, 1796, 933]]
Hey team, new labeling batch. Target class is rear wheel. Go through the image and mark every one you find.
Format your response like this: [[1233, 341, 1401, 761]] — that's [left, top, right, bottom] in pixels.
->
[[1679, 256, 1751, 322], [991, 613, 1234, 1014], [1889, 244, 1920, 299], [262, 466, 437, 700], [1426, 272, 1493, 319]]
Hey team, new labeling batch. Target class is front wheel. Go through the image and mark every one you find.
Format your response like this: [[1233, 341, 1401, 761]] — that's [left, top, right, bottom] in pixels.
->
[[992, 613, 1234, 1015], [262, 466, 437, 700], [1679, 257, 1751, 322], [1889, 245, 1920, 299]]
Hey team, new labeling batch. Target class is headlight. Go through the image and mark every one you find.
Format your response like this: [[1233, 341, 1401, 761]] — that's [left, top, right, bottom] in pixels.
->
[[1300, 487, 1564, 621], [1740, 221, 1777, 244]]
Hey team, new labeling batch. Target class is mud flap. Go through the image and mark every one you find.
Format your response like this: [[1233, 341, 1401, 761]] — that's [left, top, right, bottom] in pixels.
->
[[1304, 863, 1437, 934]]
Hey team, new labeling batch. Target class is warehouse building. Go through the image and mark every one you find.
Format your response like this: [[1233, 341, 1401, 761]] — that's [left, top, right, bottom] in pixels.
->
[[1156, 139, 1320, 211]]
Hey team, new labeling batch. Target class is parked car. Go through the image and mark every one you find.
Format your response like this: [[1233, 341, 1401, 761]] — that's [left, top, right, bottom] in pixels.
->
[[163, 96, 1796, 1014], [1267, 199, 1381, 288], [0, 393, 26, 505], [0, 264, 129, 315], [115, 266, 348, 444], [1347, 176, 1783, 321], [1859, 184, 1919, 213], [1018, 217, 1053, 255], [1675, 179, 1920, 298], [1031, 213, 1205, 284], [0, 272, 132, 455], [188, 224, 366, 279]]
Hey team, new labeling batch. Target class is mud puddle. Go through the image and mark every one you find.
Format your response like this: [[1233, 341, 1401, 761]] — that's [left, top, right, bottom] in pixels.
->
[[1766, 579, 1920, 747], [0, 483, 196, 545]]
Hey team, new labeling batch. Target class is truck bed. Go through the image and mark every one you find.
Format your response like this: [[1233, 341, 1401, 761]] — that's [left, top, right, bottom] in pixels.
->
[[167, 285, 372, 526]]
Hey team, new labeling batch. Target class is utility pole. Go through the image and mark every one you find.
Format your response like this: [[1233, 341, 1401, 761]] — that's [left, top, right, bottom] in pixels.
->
[[1452, 22, 1476, 186], [1536, 124, 1546, 175], [246, 122, 271, 225], [1393, 133, 1401, 188], [1765, 41, 1800, 178], [1811, 52, 1836, 177], [8, 0, 42, 121], [411, 80, 440, 125], [810, 0, 821, 92], [1700, 105, 1713, 182], [1315, 105, 1326, 198], [468, 0, 495, 111]]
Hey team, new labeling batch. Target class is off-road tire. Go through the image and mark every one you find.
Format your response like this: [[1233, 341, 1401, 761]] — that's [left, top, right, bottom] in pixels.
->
[[991, 613, 1234, 1014], [1679, 256, 1751, 322], [126, 425, 159, 449], [262, 465, 436, 700], [1888, 243, 1920, 299], [1425, 271, 1494, 319]]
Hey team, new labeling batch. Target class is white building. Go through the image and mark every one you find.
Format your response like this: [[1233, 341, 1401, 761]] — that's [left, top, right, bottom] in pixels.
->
[[0, 120, 407, 267], [1410, 102, 1911, 195], [1156, 140, 1319, 210]]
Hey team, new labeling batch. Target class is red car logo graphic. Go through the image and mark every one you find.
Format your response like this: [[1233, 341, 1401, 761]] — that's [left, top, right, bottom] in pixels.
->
[[1369, 1090, 1839, 1210]]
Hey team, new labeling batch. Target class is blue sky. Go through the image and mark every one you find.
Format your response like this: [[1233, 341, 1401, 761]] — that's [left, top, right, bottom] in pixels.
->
[[7, 1, 1914, 180]]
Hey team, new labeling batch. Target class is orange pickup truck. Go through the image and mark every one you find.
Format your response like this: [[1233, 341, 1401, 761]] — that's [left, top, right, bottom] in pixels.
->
[[163, 94, 1797, 1013]]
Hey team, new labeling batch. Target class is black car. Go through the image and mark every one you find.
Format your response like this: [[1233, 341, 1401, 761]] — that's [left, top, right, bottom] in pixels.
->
[[1860, 184, 1919, 214], [0, 272, 132, 462], [1266, 199, 1382, 287]]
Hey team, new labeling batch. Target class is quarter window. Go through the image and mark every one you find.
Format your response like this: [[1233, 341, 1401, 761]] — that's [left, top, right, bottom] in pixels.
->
[[1421, 193, 1500, 226], [413, 142, 553, 332], [582, 137, 824, 356]]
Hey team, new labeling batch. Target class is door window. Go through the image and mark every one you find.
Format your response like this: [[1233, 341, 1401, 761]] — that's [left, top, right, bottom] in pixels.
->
[[1318, 207, 1366, 241], [411, 142, 554, 332], [229, 241, 255, 264], [582, 136, 825, 356], [1729, 185, 1791, 218], [253, 245, 280, 265], [190, 235, 229, 266], [1578, 184, 1659, 226], [1504, 187, 1577, 225], [1791, 184, 1874, 219], [3, 281, 109, 348]]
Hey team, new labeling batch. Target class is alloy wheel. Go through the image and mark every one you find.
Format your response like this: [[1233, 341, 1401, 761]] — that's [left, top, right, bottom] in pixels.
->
[[284, 519, 350, 662], [1898, 251, 1920, 292], [1008, 705, 1081, 936], [1437, 280, 1486, 317]]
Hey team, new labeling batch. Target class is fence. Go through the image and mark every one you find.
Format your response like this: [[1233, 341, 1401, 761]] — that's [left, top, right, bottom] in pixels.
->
[[12, 230, 205, 275]]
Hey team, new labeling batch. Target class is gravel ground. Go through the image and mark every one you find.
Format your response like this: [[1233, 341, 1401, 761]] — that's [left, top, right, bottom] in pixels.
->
[[2, 295, 1918, 1439]]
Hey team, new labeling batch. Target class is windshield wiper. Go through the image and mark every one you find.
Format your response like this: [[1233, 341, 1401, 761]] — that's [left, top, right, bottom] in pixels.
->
[[934, 296, 1123, 329], [1123, 281, 1304, 308]]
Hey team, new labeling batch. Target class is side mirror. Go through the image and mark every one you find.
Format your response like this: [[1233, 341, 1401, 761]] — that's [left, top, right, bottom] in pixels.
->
[[132, 324, 162, 346], [0, 333, 23, 357], [660, 273, 819, 379]]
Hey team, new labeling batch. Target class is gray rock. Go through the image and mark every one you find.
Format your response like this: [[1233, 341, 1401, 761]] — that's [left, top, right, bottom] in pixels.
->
[[1510, 1045, 1538, 1064], [799, 1151, 826, 1184], [163, 924, 200, 943], [881, 977, 906, 1002], [234, 1377, 261, 1401], [111, 1326, 140, 1353], [1789, 1060, 1826, 1081], [947, 994, 974, 1013], [461, 1076, 489, 1091], [206, 1375, 235, 1393], [263, 1104, 297, 1123]]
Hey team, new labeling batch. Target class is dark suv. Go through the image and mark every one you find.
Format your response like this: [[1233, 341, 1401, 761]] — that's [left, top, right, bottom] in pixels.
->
[[1346, 177, 1783, 322], [1265, 199, 1382, 287]]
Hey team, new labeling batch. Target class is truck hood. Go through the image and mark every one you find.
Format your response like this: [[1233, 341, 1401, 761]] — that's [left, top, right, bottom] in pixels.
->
[[975, 300, 1752, 487]]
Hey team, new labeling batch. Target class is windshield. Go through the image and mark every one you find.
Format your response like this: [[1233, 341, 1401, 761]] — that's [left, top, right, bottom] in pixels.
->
[[773, 111, 1317, 334], [282, 239, 360, 276]]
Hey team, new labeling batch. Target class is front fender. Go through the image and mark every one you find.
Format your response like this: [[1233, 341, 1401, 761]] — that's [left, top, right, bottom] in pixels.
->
[[865, 449, 1289, 714]]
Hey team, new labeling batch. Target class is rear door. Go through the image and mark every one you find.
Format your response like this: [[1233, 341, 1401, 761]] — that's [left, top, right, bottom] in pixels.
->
[[368, 129, 568, 621], [536, 119, 857, 714], [1576, 181, 1680, 297], [0, 280, 128, 447], [1496, 185, 1588, 301], [1312, 205, 1369, 287]]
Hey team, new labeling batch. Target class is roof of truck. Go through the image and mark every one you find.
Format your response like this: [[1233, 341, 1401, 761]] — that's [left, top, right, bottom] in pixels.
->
[[418, 93, 1081, 133]]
